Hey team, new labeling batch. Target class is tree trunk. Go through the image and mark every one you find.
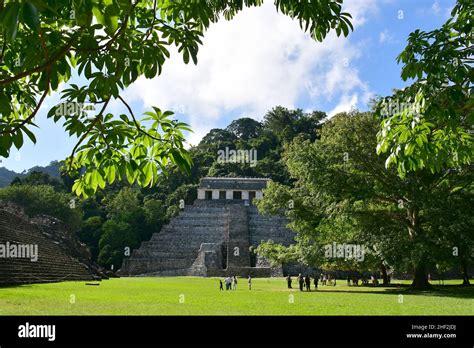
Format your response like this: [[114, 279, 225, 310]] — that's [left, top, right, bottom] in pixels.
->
[[411, 261, 431, 289], [461, 258, 470, 285], [380, 262, 389, 286], [407, 207, 432, 289]]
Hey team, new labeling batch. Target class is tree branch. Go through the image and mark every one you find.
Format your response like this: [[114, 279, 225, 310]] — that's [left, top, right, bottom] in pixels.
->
[[68, 98, 111, 169], [117, 95, 171, 143], [2, 28, 52, 137], [0, 34, 77, 86]]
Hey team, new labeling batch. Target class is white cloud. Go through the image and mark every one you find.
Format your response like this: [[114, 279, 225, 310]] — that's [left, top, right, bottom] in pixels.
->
[[431, 0, 441, 15], [342, 0, 379, 27], [328, 94, 359, 117], [417, 0, 453, 19], [379, 29, 395, 43], [125, 0, 377, 145]]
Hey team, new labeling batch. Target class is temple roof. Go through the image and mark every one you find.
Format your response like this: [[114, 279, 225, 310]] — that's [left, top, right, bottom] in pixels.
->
[[199, 177, 269, 190]]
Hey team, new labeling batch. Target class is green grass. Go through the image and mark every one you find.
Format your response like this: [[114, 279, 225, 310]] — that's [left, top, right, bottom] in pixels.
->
[[0, 277, 472, 315]]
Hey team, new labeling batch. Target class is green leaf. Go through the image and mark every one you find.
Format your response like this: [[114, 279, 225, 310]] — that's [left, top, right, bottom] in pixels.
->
[[21, 126, 37, 144], [12, 132, 23, 150], [2, 2, 21, 42], [106, 164, 116, 184], [22, 2, 40, 32], [143, 161, 154, 187]]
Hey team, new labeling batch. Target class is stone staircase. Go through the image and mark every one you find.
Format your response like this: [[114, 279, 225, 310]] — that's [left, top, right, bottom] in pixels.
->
[[120, 200, 298, 277], [248, 205, 295, 247], [121, 201, 229, 276], [226, 204, 250, 269], [0, 209, 96, 285]]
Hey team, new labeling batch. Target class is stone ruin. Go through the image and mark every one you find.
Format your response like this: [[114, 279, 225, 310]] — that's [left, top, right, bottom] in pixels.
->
[[120, 177, 307, 277], [0, 202, 100, 285]]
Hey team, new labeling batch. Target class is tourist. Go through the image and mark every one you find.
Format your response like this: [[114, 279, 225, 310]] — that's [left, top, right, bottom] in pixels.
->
[[286, 275, 292, 289], [347, 275, 351, 286], [225, 276, 232, 290], [232, 276, 237, 290], [305, 276, 311, 291], [322, 274, 327, 286], [219, 279, 224, 291], [297, 274, 304, 291], [314, 276, 318, 289], [248, 275, 252, 290], [320, 273, 324, 286]]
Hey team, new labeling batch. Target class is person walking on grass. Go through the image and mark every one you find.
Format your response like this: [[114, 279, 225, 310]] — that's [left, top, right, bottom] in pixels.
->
[[286, 275, 292, 289], [232, 276, 237, 290], [305, 276, 311, 291], [225, 276, 232, 290], [248, 275, 252, 290], [219, 279, 224, 291], [298, 274, 304, 291], [314, 276, 318, 289]]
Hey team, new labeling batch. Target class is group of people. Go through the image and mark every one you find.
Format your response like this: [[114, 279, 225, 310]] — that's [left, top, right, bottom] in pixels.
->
[[219, 275, 252, 290], [287, 273, 390, 290], [286, 274, 322, 291], [346, 274, 387, 286], [286, 273, 338, 291]]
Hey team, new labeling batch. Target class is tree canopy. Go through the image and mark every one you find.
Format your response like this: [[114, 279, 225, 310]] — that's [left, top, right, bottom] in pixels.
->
[[257, 111, 473, 288], [0, 0, 353, 197], [375, 0, 473, 176]]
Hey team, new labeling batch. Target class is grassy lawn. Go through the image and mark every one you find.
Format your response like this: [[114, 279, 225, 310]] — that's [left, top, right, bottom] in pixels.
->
[[0, 277, 472, 315]]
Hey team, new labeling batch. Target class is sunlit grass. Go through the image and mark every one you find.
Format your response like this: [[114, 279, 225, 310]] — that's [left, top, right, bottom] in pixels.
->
[[0, 277, 472, 315]]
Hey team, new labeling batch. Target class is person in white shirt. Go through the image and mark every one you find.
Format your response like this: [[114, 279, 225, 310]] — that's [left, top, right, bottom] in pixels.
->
[[224, 276, 232, 290], [232, 276, 237, 290]]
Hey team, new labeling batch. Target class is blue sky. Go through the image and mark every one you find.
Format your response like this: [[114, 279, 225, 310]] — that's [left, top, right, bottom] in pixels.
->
[[1, 0, 456, 172]]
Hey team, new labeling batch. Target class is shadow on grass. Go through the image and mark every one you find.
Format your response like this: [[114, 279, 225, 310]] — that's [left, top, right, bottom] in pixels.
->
[[0, 284, 35, 289], [312, 284, 474, 299]]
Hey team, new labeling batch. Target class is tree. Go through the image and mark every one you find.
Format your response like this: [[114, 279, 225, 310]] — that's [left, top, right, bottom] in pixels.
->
[[258, 112, 472, 288], [10, 170, 65, 191], [98, 219, 139, 269], [0, 184, 82, 231], [0, 0, 353, 197], [375, 0, 473, 176], [77, 215, 103, 261], [226, 117, 263, 141], [263, 106, 326, 143]]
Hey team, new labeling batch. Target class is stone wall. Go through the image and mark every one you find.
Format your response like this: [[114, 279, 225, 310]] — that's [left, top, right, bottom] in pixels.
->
[[0, 205, 97, 285]]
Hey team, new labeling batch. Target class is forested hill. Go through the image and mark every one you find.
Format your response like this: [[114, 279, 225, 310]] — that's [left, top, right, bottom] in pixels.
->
[[0, 161, 62, 187], [0, 106, 327, 269]]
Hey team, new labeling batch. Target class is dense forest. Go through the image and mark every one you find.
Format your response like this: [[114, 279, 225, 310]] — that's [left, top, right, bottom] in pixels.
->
[[0, 106, 326, 269], [0, 105, 472, 288]]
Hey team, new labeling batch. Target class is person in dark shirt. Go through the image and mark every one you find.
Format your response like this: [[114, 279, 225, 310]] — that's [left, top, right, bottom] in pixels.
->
[[298, 274, 304, 291], [219, 279, 224, 291], [314, 276, 318, 289], [305, 276, 311, 291], [286, 275, 292, 289]]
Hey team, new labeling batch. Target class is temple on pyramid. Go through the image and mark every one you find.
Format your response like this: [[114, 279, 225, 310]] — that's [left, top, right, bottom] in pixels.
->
[[120, 177, 302, 277]]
